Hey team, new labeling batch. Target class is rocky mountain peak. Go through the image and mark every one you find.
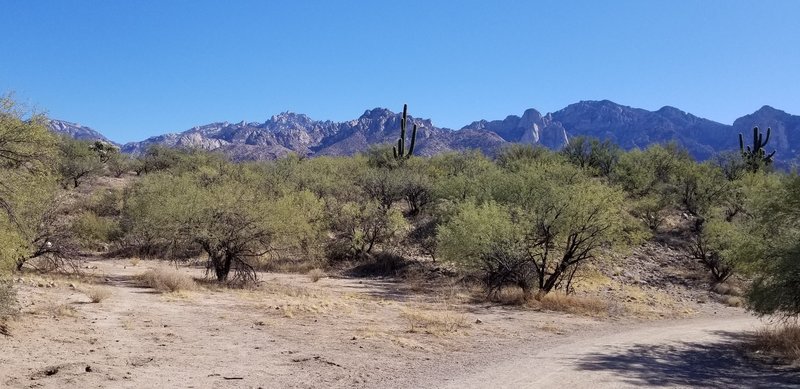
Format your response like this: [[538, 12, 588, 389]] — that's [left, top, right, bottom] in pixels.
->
[[752, 105, 785, 116], [359, 108, 395, 120], [47, 119, 117, 145], [269, 112, 313, 125]]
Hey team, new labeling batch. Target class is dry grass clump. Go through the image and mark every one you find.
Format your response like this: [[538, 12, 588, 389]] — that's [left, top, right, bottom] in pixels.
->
[[0, 281, 14, 336], [0, 280, 16, 319], [536, 293, 609, 316], [401, 307, 470, 335], [712, 282, 744, 297], [491, 287, 530, 305], [83, 286, 112, 303], [307, 268, 326, 283], [129, 257, 141, 267], [255, 257, 319, 274], [723, 296, 744, 307], [256, 283, 349, 318], [263, 283, 320, 299], [38, 303, 77, 318], [138, 266, 197, 293], [750, 324, 800, 362]]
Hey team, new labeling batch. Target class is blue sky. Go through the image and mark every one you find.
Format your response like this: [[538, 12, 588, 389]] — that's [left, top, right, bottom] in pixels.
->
[[1, 1, 798, 143]]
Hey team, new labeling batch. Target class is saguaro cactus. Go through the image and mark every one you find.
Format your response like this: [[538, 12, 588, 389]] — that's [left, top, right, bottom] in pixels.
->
[[393, 104, 417, 160], [739, 126, 775, 170]]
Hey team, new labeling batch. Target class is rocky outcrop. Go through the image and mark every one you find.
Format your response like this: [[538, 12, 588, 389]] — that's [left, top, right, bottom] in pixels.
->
[[47, 120, 117, 145]]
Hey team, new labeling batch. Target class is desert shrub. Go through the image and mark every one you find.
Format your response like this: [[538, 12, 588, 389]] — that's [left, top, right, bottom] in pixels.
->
[[328, 200, 408, 260], [675, 161, 730, 217], [723, 173, 800, 318], [348, 251, 409, 277], [612, 143, 690, 198], [72, 211, 122, 250], [307, 268, 325, 282], [359, 167, 406, 210], [123, 165, 327, 282], [138, 145, 184, 174], [264, 190, 327, 261], [561, 136, 621, 177], [0, 97, 64, 272], [750, 325, 800, 362], [2, 175, 73, 272], [83, 286, 112, 303], [397, 164, 434, 217], [536, 293, 609, 316], [490, 286, 530, 305], [105, 151, 133, 177], [713, 151, 748, 181], [439, 162, 637, 296], [139, 267, 197, 292], [496, 163, 637, 294], [436, 200, 535, 295], [0, 280, 16, 320], [496, 144, 562, 171], [430, 151, 501, 204], [630, 194, 670, 231], [57, 137, 104, 188], [89, 188, 124, 217]]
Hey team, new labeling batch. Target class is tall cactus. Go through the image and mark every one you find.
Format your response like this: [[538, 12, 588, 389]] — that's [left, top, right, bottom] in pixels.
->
[[739, 126, 775, 170], [393, 104, 417, 160]]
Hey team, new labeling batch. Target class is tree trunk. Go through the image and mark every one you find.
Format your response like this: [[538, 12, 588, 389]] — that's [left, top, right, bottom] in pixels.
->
[[212, 255, 230, 282]]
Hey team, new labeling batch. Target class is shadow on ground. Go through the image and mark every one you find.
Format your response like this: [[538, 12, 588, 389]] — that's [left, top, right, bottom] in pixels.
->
[[576, 330, 800, 388]]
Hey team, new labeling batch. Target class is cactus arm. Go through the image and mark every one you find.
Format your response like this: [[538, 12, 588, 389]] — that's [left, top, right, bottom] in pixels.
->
[[407, 124, 417, 157], [753, 127, 759, 151], [739, 133, 744, 152], [763, 127, 771, 146]]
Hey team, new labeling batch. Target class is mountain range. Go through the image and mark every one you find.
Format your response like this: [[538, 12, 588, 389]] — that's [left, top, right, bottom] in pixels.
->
[[47, 100, 800, 164]]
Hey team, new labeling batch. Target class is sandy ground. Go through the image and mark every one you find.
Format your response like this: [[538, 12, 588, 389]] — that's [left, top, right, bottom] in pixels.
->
[[1, 259, 793, 388]]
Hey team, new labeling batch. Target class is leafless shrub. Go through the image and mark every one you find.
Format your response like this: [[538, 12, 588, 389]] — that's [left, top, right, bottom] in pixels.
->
[[750, 324, 800, 362], [83, 286, 112, 303], [138, 266, 197, 292], [307, 268, 325, 283], [490, 286, 530, 305], [0, 280, 16, 332]]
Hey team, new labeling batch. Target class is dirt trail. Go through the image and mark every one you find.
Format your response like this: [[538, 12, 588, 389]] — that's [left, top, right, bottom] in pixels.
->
[[435, 314, 800, 388], [4, 260, 798, 388]]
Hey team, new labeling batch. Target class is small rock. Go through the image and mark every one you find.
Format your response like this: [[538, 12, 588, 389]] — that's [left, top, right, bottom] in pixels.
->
[[85, 366, 92, 373], [475, 319, 483, 324]]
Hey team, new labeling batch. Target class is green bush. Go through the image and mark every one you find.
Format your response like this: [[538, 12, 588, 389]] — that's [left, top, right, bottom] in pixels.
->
[[0, 279, 16, 321], [72, 211, 122, 249], [89, 188, 124, 217]]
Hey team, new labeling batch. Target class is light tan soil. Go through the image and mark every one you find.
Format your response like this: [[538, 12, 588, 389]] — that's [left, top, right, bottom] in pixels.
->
[[0, 259, 776, 389]]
